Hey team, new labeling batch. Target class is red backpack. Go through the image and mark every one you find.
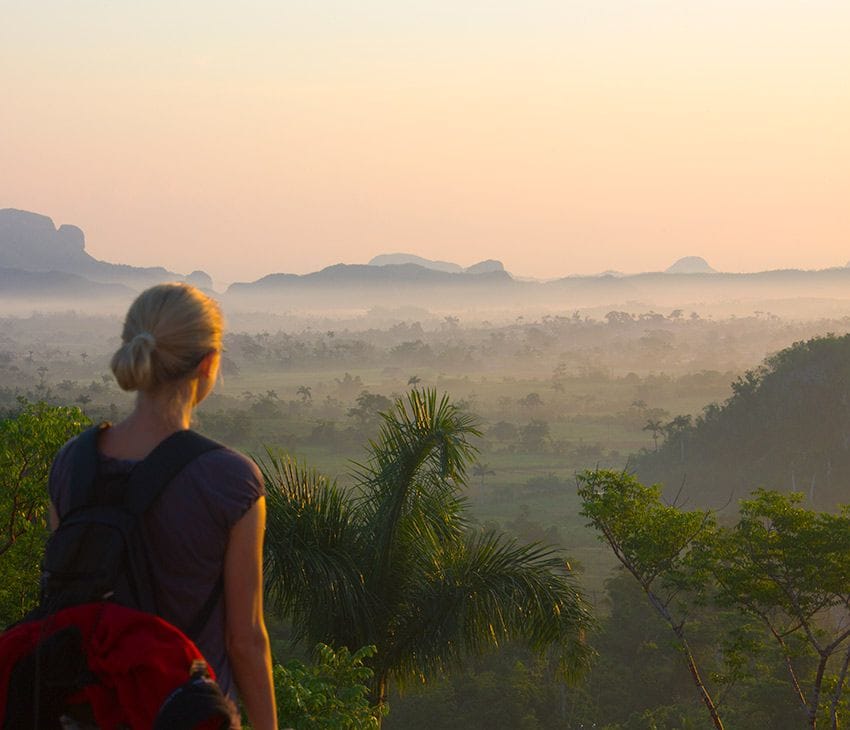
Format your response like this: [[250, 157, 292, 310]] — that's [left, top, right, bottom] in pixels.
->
[[0, 602, 232, 728]]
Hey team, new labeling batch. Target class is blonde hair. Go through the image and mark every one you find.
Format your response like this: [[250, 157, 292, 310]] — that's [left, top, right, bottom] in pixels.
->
[[110, 283, 223, 392]]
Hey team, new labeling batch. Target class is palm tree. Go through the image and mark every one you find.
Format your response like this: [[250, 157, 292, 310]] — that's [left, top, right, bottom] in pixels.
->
[[472, 461, 495, 489], [260, 389, 592, 716], [643, 419, 663, 451]]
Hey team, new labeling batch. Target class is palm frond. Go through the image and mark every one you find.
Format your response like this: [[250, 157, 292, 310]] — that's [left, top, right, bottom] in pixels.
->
[[352, 389, 480, 598], [384, 530, 595, 684], [257, 449, 372, 647]]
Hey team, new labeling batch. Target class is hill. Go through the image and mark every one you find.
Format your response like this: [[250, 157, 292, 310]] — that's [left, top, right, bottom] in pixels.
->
[[633, 334, 850, 508], [368, 253, 463, 273], [0, 208, 208, 290], [665, 256, 716, 274], [0, 267, 134, 308], [368, 253, 505, 275], [226, 262, 517, 310]]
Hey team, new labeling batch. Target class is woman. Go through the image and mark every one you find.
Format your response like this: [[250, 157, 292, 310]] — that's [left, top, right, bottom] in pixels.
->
[[47, 283, 277, 729]]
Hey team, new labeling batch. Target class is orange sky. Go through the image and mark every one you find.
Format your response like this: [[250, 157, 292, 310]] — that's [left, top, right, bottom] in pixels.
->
[[2, 1, 848, 283]]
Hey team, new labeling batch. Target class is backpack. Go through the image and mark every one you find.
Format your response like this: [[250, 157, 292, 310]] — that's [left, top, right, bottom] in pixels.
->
[[0, 424, 234, 729]]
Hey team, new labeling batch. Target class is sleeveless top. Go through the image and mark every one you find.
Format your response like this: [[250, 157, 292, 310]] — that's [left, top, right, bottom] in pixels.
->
[[47, 431, 265, 700]]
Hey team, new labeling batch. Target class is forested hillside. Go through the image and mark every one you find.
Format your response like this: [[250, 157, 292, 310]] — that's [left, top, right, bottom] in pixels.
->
[[635, 334, 850, 508]]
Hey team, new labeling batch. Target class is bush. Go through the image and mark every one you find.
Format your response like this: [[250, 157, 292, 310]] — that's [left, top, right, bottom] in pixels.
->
[[274, 644, 385, 729], [0, 401, 89, 626]]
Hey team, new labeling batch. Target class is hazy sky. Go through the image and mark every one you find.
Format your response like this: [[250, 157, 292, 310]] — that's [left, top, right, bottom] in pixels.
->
[[2, 1, 848, 283]]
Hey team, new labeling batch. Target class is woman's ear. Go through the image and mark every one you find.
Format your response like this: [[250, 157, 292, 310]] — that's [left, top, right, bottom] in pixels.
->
[[196, 350, 219, 378]]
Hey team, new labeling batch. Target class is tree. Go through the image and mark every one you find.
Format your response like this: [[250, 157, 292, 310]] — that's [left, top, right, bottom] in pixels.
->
[[472, 462, 495, 489], [664, 415, 692, 463], [577, 469, 725, 729], [347, 391, 392, 428], [706, 490, 850, 728], [297, 386, 312, 404], [518, 392, 543, 408], [579, 470, 850, 729], [487, 421, 518, 444], [0, 401, 89, 625], [262, 390, 593, 719], [520, 419, 550, 452], [643, 419, 664, 451], [336, 373, 365, 399]]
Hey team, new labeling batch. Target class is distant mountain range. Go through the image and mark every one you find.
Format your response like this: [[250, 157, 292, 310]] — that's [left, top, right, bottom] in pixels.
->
[[2, 208, 850, 316]]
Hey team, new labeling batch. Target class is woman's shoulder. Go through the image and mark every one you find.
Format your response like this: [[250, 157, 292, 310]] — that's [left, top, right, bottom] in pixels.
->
[[182, 439, 265, 527], [191, 442, 263, 488]]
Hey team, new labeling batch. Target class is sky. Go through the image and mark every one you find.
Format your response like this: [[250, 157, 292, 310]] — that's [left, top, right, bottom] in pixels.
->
[[1, 1, 848, 284]]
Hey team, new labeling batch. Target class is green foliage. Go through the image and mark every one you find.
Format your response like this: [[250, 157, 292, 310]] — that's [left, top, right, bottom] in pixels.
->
[[386, 648, 568, 729], [274, 644, 385, 729], [577, 469, 712, 593], [578, 469, 723, 729], [710, 489, 850, 622], [261, 389, 594, 708], [635, 333, 850, 507], [0, 401, 89, 625], [580, 469, 850, 728], [705, 489, 850, 727]]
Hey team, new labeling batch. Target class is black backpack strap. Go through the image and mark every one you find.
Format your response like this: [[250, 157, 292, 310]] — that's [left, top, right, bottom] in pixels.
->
[[68, 423, 111, 514], [187, 574, 224, 639], [122, 430, 225, 629], [123, 430, 224, 515]]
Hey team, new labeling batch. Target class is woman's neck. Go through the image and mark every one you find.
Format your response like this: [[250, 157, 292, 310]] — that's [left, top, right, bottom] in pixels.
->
[[99, 381, 198, 460]]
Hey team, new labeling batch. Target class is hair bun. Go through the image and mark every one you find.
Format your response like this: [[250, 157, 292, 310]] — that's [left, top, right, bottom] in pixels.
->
[[132, 331, 157, 349], [111, 283, 222, 392]]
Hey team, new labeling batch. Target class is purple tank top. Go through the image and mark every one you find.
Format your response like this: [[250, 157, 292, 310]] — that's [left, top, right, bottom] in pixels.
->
[[48, 431, 265, 700]]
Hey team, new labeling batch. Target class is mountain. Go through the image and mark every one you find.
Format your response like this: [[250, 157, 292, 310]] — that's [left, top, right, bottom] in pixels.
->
[[633, 334, 850, 509], [226, 262, 850, 316], [4, 209, 850, 318], [368, 253, 506, 275], [186, 270, 215, 292], [226, 262, 518, 310], [665, 256, 716, 274], [0, 209, 91, 271], [0, 208, 212, 290], [369, 253, 462, 273], [464, 259, 505, 274], [0, 267, 134, 301], [229, 262, 513, 291]]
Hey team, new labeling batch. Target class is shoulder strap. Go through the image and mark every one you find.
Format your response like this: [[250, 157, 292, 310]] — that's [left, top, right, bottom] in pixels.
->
[[125, 431, 226, 634], [69, 423, 111, 513], [123, 430, 224, 515]]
